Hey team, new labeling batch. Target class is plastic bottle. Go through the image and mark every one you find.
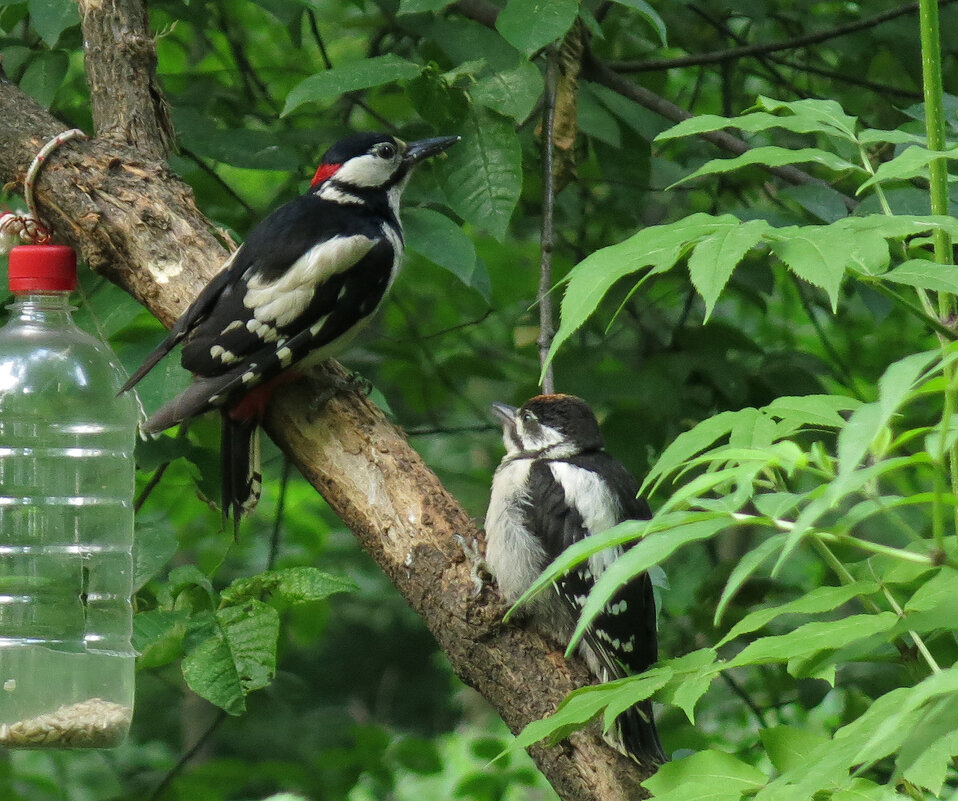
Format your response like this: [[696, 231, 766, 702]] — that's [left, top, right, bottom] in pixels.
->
[[0, 244, 138, 748]]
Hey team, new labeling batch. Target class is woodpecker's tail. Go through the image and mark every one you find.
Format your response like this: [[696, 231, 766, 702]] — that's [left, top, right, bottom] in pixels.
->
[[613, 699, 667, 767], [220, 412, 262, 534]]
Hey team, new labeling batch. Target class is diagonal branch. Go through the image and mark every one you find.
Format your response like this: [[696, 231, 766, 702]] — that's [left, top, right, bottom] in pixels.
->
[[0, 36, 649, 801]]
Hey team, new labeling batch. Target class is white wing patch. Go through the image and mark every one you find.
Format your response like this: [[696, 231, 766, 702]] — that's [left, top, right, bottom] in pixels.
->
[[243, 234, 377, 327], [548, 462, 624, 580]]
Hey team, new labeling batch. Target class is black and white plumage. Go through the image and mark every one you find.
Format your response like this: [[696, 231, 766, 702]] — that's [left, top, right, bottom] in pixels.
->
[[122, 131, 458, 524], [484, 394, 666, 766]]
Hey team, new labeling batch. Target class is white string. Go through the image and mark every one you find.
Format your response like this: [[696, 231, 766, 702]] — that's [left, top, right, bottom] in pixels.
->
[[0, 128, 88, 249]]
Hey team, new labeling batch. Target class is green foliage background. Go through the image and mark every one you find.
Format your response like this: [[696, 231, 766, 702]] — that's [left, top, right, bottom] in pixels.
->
[[1, 0, 957, 800]]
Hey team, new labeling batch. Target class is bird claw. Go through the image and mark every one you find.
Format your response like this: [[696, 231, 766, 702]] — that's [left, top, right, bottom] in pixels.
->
[[453, 534, 491, 598], [306, 367, 373, 418]]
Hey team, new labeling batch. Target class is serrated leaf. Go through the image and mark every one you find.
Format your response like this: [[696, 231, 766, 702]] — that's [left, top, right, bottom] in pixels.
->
[[132, 520, 179, 591], [882, 259, 958, 294], [642, 750, 767, 801], [764, 394, 860, 428], [133, 609, 187, 669], [182, 600, 279, 714], [471, 61, 543, 121], [495, 0, 578, 55], [767, 225, 855, 310], [28, 0, 78, 47], [669, 147, 860, 190], [658, 648, 719, 723], [433, 109, 521, 240], [567, 518, 730, 655], [756, 96, 859, 139], [641, 408, 749, 495], [857, 146, 958, 193], [716, 582, 880, 648], [726, 613, 897, 669], [904, 567, 958, 614], [282, 55, 422, 116], [689, 219, 770, 319], [714, 534, 787, 626], [403, 207, 487, 298], [221, 567, 357, 605], [897, 697, 958, 794], [760, 726, 830, 774], [547, 214, 740, 373]]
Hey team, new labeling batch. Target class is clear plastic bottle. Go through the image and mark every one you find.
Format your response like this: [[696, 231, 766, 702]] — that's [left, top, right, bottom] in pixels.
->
[[0, 244, 138, 748]]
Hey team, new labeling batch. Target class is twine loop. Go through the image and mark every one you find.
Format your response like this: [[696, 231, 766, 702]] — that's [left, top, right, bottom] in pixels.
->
[[0, 128, 88, 249]]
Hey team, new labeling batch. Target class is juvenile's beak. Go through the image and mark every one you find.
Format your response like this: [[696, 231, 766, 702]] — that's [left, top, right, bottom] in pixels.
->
[[491, 402, 518, 425], [404, 135, 460, 164]]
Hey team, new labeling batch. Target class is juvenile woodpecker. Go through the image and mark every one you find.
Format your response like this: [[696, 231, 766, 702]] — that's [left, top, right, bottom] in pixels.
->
[[122, 131, 458, 523], [484, 394, 666, 765]]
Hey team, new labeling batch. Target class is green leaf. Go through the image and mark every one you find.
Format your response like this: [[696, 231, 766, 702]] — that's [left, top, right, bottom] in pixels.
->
[[610, 0, 667, 46], [403, 208, 487, 299], [689, 219, 770, 320], [756, 96, 859, 139], [398, 0, 450, 13], [174, 108, 301, 171], [837, 350, 940, 479], [392, 736, 443, 775], [831, 778, 902, 801], [857, 146, 958, 193], [658, 648, 719, 723], [471, 60, 543, 121], [220, 567, 357, 606], [132, 521, 179, 591], [495, 0, 578, 55], [567, 518, 730, 655], [726, 613, 898, 669], [433, 108, 521, 240], [716, 582, 881, 648], [670, 148, 861, 189], [642, 750, 767, 801], [764, 394, 860, 429], [18, 50, 68, 108], [133, 609, 187, 669], [547, 214, 740, 373], [767, 225, 857, 310], [897, 696, 958, 794], [28, 0, 79, 47], [760, 726, 830, 774], [881, 259, 958, 294], [714, 534, 787, 626], [904, 567, 958, 615], [282, 55, 422, 115], [182, 601, 280, 714]]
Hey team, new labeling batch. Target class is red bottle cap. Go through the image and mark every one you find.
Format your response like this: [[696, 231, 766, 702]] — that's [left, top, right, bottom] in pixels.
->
[[8, 244, 77, 293]]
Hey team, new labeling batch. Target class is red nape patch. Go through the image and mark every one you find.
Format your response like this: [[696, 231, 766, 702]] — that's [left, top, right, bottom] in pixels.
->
[[310, 163, 340, 186], [229, 371, 303, 421]]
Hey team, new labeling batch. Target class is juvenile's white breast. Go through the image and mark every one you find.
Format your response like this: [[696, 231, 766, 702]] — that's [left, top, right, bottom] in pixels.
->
[[484, 458, 547, 603]]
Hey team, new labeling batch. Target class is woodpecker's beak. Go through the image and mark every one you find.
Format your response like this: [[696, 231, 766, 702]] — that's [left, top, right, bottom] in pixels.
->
[[404, 135, 460, 165], [491, 402, 518, 425]]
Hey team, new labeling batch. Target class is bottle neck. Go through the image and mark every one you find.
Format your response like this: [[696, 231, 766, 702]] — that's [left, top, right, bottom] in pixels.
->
[[7, 291, 77, 322]]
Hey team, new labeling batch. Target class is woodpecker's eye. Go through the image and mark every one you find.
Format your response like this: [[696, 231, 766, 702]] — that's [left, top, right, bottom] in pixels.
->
[[375, 143, 397, 160]]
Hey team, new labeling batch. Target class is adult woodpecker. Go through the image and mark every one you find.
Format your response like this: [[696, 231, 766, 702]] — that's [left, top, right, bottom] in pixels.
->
[[484, 394, 666, 766], [122, 131, 459, 524]]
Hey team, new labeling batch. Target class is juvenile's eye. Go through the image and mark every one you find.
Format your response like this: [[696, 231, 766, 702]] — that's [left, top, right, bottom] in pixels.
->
[[376, 143, 396, 159]]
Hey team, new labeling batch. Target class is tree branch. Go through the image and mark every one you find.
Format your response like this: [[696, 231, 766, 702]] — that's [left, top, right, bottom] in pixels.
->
[[0, 33, 650, 801], [611, 0, 957, 73]]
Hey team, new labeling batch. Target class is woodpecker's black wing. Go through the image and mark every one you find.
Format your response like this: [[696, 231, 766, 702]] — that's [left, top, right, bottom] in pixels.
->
[[526, 452, 665, 765], [131, 194, 397, 432]]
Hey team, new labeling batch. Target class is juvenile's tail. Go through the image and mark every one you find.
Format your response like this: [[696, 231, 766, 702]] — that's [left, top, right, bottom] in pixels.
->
[[221, 412, 262, 534], [613, 699, 667, 767]]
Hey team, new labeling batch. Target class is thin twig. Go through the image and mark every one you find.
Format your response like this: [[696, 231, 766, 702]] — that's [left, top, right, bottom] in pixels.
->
[[538, 50, 559, 395], [148, 709, 227, 801], [612, 0, 957, 73], [267, 458, 292, 571]]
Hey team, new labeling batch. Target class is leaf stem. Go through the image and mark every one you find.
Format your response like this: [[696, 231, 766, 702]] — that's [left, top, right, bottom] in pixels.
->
[[918, 0, 958, 538]]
